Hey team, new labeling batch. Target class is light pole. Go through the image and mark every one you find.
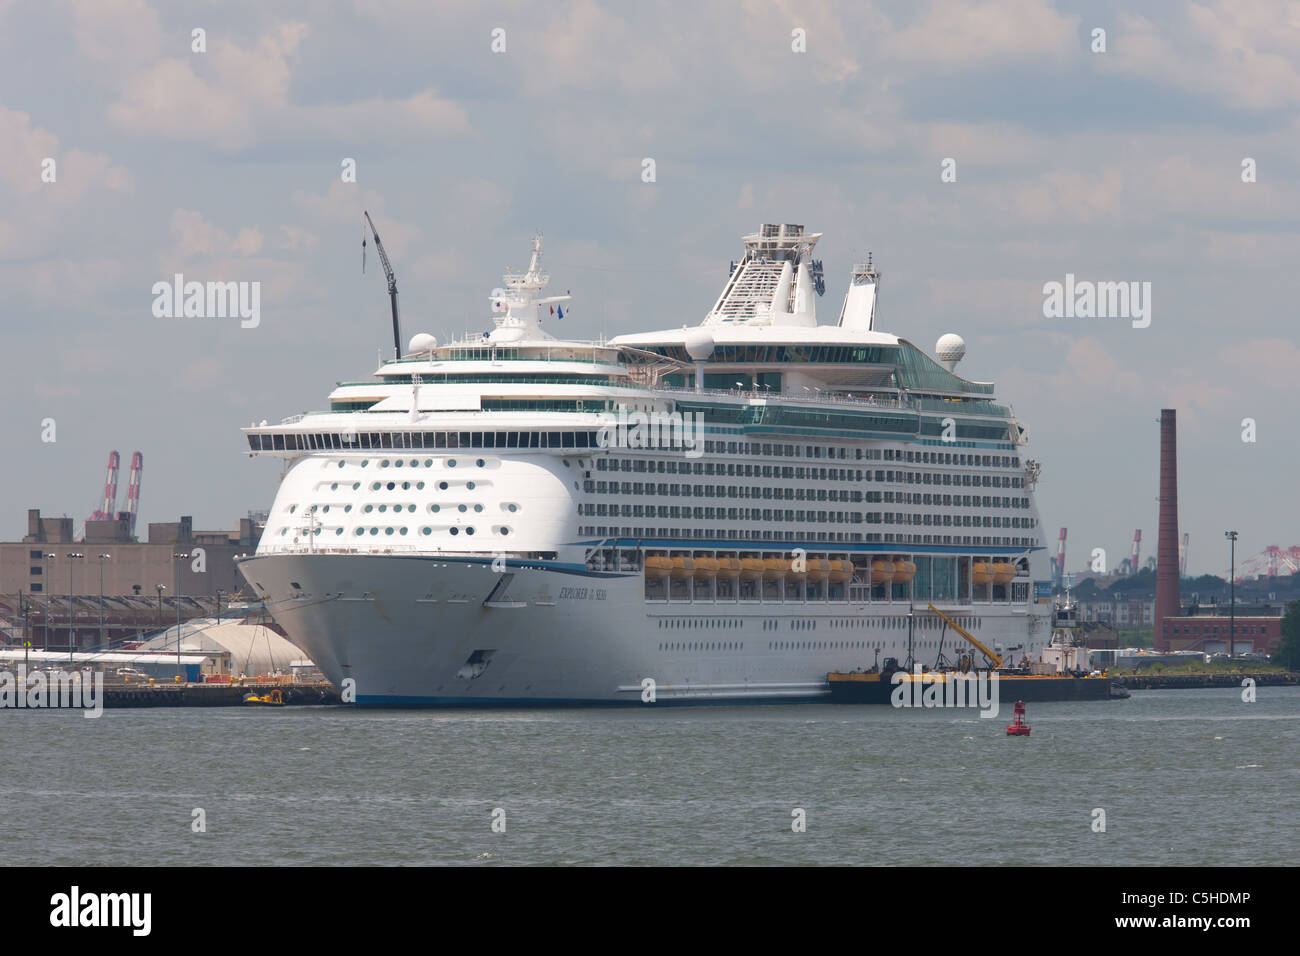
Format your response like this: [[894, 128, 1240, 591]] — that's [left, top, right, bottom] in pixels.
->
[[66, 552, 84, 663], [1225, 531, 1237, 657], [155, 584, 166, 629], [173, 553, 188, 681], [97, 554, 111, 652], [43, 552, 55, 651]]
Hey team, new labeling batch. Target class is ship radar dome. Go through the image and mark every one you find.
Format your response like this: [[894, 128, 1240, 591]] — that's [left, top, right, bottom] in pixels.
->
[[682, 329, 715, 361], [935, 333, 966, 372], [408, 332, 438, 355]]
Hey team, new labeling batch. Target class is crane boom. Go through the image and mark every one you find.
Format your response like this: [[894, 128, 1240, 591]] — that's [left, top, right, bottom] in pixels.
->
[[362, 210, 402, 359], [927, 604, 1002, 669]]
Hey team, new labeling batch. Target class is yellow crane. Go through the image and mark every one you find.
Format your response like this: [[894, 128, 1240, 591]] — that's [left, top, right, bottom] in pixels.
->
[[927, 604, 1002, 669]]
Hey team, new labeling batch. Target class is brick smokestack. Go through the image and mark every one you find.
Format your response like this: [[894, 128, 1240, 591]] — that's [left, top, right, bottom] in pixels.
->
[[1154, 409, 1179, 651]]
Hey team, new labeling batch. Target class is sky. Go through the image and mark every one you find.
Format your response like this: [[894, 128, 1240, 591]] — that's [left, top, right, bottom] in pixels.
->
[[1, 0, 1297, 578]]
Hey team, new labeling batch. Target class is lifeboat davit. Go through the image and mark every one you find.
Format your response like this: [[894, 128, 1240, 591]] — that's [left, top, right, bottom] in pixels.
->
[[871, 560, 895, 584], [715, 557, 742, 580], [992, 561, 1015, 585], [739, 558, 766, 582], [972, 562, 993, 585], [692, 556, 719, 580], [763, 557, 790, 581], [644, 556, 672, 580], [670, 557, 694, 580], [893, 559, 917, 583]]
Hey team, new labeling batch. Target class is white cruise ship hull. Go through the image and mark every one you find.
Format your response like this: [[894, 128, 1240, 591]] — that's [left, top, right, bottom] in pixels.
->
[[238, 552, 1049, 706]]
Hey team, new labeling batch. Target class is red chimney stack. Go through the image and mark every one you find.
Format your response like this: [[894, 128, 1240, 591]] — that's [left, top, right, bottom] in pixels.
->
[[1155, 409, 1180, 651]]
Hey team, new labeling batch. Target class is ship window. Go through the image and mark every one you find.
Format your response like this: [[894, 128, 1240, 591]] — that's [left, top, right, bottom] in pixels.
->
[[430, 505, 440, 513], [448, 459, 457, 467], [466, 527, 475, 535], [422, 527, 432, 535], [381, 459, 390, 468], [450, 527, 459, 536], [439, 481, 449, 490], [385, 528, 394, 535]]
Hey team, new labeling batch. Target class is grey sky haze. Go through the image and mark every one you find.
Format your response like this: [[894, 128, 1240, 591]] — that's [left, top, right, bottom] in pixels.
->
[[2, 0, 1297, 577]]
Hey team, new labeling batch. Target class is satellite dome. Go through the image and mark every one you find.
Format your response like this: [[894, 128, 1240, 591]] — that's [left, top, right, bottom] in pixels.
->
[[408, 332, 438, 355], [935, 333, 966, 371], [682, 328, 715, 361]]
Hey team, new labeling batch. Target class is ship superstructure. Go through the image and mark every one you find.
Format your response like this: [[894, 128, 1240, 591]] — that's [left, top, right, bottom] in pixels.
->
[[236, 224, 1052, 704]]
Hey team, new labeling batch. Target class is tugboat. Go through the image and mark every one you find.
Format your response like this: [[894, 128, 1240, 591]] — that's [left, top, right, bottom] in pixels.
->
[[1006, 700, 1031, 736]]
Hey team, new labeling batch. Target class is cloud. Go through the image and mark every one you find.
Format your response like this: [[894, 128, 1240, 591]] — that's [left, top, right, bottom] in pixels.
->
[[108, 21, 470, 151]]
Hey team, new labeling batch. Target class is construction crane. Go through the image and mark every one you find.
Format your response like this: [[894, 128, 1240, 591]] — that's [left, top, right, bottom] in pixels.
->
[[362, 211, 402, 359], [125, 452, 143, 537], [928, 604, 1002, 669], [89, 450, 120, 521]]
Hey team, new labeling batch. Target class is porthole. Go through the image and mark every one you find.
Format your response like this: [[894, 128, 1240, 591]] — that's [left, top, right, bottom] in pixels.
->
[[450, 527, 460, 536], [421, 527, 432, 536], [323, 505, 330, 513], [372, 482, 381, 490], [458, 505, 467, 513], [331, 483, 339, 490], [467, 481, 475, 490], [507, 504, 518, 513], [335, 528, 343, 535], [395, 460, 403, 468], [473, 504, 483, 513], [386, 481, 395, 490], [476, 458, 485, 467], [430, 505, 440, 513], [439, 481, 449, 490], [361, 460, 369, 467], [409, 459, 418, 467], [500, 528, 509, 536], [378, 505, 387, 513], [344, 505, 352, 513], [279, 528, 287, 536], [352, 482, 360, 490], [337, 461, 345, 469], [447, 459, 457, 468], [416, 482, 425, 490], [288, 505, 297, 513], [399, 527, 408, 535], [364, 505, 373, 513], [562, 459, 569, 467], [369, 528, 379, 535], [407, 505, 416, 513], [424, 459, 433, 467], [381, 460, 390, 468], [385, 527, 394, 535], [466, 527, 475, 535], [402, 482, 410, 490], [354, 528, 364, 536]]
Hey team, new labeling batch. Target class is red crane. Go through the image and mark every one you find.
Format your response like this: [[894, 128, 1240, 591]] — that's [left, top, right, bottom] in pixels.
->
[[89, 450, 120, 521], [1130, 529, 1141, 575], [125, 452, 143, 536]]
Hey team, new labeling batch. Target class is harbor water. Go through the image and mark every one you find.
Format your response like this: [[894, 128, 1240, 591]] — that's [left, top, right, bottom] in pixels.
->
[[3, 687, 1296, 866]]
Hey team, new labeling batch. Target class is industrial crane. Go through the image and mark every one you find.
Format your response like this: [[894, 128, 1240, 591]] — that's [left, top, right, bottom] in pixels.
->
[[927, 604, 1003, 670], [362, 210, 402, 359]]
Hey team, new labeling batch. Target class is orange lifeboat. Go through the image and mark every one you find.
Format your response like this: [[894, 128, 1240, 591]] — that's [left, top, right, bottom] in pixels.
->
[[785, 560, 807, 584], [871, 560, 895, 584], [827, 559, 853, 584], [805, 558, 831, 583], [763, 557, 790, 581], [893, 559, 917, 583], [692, 556, 719, 580], [644, 555, 672, 580], [972, 562, 993, 586], [739, 557, 766, 582], [992, 561, 1015, 585], [670, 556, 694, 580], [715, 557, 742, 580]]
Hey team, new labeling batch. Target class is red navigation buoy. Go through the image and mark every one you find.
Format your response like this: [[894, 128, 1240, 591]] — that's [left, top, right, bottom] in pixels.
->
[[1006, 699, 1031, 736]]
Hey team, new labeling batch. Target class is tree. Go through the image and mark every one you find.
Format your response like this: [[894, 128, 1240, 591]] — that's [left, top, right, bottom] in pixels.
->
[[1276, 600, 1300, 670]]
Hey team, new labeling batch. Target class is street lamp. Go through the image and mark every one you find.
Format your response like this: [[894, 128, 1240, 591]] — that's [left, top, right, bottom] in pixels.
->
[[97, 554, 111, 652], [43, 552, 55, 650], [1225, 531, 1238, 657], [66, 552, 84, 663], [155, 584, 166, 628], [173, 553, 189, 681]]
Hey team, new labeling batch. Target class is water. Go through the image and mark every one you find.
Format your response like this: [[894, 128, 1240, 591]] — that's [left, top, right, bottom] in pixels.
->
[[4, 688, 1296, 865]]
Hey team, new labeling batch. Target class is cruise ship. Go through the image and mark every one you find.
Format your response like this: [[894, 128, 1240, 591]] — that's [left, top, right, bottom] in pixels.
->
[[236, 223, 1054, 704]]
